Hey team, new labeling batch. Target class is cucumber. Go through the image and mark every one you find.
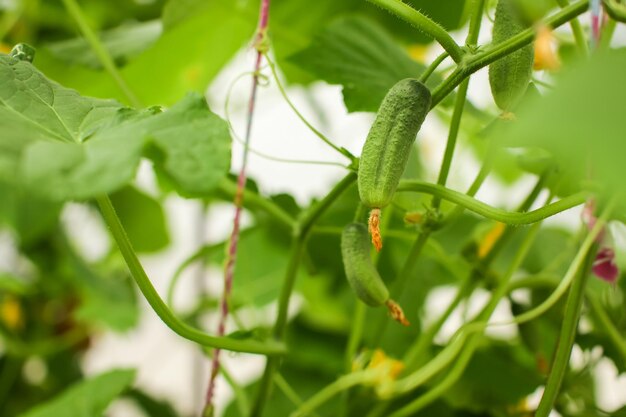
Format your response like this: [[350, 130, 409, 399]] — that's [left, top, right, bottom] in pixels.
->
[[489, 0, 534, 112], [341, 223, 409, 325], [357, 78, 431, 250]]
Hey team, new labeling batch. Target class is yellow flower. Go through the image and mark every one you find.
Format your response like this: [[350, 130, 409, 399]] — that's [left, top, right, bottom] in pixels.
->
[[478, 222, 506, 258], [1, 296, 23, 330], [367, 349, 405, 383], [533, 26, 560, 71], [407, 44, 428, 63]]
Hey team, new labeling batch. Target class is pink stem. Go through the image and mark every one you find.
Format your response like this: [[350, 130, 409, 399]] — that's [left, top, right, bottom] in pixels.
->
[[203, 1, 270, 415]]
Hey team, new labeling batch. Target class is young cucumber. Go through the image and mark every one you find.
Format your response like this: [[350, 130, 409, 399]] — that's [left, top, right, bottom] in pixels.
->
[[357, 79, 431, 251], [489, 0, 534, 113], [341, 223, 409, 326]]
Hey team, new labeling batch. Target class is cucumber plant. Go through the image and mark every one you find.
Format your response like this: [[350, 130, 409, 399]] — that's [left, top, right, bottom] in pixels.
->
[[1, 1, 625, 417]]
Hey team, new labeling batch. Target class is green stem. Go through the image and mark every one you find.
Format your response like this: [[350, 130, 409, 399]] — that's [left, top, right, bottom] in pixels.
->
[[274, 373, 321, 417], [367, 180, 545, 417], [587, 294, 626, 364], [298, 172, 358, 236], [418, 51, 449, 83], [369, 230, 432, 346], [432, 78, 469, 209], [96, 195, 285, 355], [250, 172, 357, 417], [466, 0, 487, 46], [218, 177, 296, 229], [0, 327, 86, 357], [339, 206, 393, 417], [264, 53, 353, 161], [601, 18, 617, 50], [389, 231, 431, 299], [214, 352, 250, 416], [386, 222, 542, 415], [535, 251, 594, 417], [397, 181, 587, 225], [504, 203, 610, 327], [556, 0, 589, 56], [444, 143, 494, 224], [60, 0, 141, 107], [603, 0, 626, 23], [344, 303, 366, 371], [430, 0, 589, 106], [365, 0, 464, 62], [290, 371, 378, 417], [431, 0, 485, 208], [403, 278, 475, 369]]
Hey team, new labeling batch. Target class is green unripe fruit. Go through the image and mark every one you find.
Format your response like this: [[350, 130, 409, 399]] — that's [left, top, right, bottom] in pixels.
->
[[341, 223, 389, 306], [341, 223, 409, 325], [358, 79, 431, 210], [489, 0, 534, 112]]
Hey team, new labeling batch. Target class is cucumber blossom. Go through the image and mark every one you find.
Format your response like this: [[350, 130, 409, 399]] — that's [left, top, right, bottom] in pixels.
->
[[341, 223, 409, 326], [489, 0, 534, 113], [358, 78, 431, 251]]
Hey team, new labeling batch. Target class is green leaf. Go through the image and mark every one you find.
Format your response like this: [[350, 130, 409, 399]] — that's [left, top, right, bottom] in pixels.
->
[[0, 181, 62, 246], [45, 20, 162, 69], [208, 228, 313, 308], [124, 388, 180, 417], [0, 55, 231, 200], [35, 0, 258, 106], [290, 16, 426, 112], [501, 48, 626, 206], [68, 251, 139, 332], [18, 369, 136, 417], [109, 186, 169, 253]]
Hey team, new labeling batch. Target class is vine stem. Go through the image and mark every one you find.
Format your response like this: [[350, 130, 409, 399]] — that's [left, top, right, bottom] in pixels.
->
[[250, 172, 357, 417], [397, 181, 588, 224], [556, 0, 590, 55], [385, 220, 543, 416], [431, 0, 589, 107], [60, 0, 141, 107], [535, 251, 594, 416], [96, 195, 287, 356], [366, 179, 547, 417], [264, 53, 353, 161], [534, 200, 615, 416], [431, 78, 469, 210], [366, 0, 464, 62], [432, 0, 484, 208], [204, 1, 271, 415], [418, 51, 449, 83]]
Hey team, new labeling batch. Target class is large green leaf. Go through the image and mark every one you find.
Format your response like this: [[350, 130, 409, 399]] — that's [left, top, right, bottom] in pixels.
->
[[501, 48, 626, 206], [34, 0, 258, 106], [290, 16, 426, 112], [0, 181, 62, 246], [109, 186, 169, 253], [208, 227, 321, 308], [0, 54, 231, 200], [18, 369, 136, 417], [45, 20, 162, 69]]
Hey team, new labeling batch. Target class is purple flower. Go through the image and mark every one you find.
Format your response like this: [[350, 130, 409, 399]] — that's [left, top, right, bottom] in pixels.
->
[[592, 247, 619, 283], [582, 200, 619, 283]]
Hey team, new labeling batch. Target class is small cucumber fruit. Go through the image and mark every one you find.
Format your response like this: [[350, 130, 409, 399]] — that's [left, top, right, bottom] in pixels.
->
[[489, 0, 534, 113], [358, 78, 431, 251], [341, 223, 409, 326]]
